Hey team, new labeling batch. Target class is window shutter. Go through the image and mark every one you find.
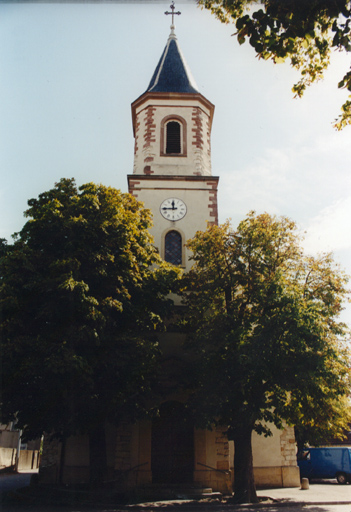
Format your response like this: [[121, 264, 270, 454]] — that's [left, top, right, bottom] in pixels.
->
[[166, 122, 181, 154]]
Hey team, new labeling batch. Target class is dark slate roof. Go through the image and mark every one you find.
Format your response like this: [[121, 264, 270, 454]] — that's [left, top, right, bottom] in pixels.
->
[[147, 32, 199, 94]]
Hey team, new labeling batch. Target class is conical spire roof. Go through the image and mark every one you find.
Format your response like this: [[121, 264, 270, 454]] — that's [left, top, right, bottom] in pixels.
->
[[146, 30, 199, 94]]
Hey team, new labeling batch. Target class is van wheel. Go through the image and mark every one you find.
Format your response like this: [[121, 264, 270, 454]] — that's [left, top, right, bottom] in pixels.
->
[[336, 472, 347, 484]]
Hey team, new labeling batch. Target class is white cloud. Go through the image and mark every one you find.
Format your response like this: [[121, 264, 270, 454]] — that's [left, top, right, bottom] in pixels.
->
[[303, 196, 351, 254], [218, 147, 295, 221]]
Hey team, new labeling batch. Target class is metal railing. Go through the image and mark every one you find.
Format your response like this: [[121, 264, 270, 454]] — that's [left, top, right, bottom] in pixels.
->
[[197, 461, 230, 475]]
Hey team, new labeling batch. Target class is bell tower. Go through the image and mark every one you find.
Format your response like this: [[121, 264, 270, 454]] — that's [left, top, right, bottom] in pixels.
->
[[128, 3, 218, 270]]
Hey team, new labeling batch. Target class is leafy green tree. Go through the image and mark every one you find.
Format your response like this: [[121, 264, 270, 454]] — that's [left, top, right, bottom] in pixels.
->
[[198, 0, 351, 129], [181, 212, 350, 503], [1, 178, 180, 484], [294, 395, 351, 453], [0, 238, 9, 258]]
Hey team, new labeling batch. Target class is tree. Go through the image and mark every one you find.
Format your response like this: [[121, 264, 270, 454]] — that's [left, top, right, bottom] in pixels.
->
[[198, 0, 351, 129], [293, 395, 351, 453], [1, 178, 180, 484], [180, 212, 350, 503]]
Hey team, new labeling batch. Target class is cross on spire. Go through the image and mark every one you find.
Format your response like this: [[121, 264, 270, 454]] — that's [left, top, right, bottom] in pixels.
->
[[165, 1, 181, 28]]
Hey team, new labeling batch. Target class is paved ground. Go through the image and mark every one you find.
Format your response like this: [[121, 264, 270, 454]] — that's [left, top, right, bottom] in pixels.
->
[[1, 472, 350, 512], [0, 470, 38, 494], [256, 481, 351, 504]]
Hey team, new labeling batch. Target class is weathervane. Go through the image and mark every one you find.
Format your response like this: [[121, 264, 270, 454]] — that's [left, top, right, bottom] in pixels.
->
[[165, 1, 181, 28]]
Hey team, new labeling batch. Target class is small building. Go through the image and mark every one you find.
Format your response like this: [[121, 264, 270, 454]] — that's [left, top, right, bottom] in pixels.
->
[[0, 423, 40, 471]]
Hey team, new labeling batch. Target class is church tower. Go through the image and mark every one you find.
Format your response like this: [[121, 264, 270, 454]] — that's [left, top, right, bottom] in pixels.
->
[[128, 6, 218, 270]]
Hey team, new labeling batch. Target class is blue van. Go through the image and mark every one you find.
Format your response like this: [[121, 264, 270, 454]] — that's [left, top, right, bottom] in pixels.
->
[[298, 447, 351, 484]]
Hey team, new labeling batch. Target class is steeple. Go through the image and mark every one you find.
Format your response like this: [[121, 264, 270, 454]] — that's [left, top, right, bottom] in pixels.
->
[[128, 2, 218, 273], [146, 31, 199, 94], [130, 3, 214, 178]]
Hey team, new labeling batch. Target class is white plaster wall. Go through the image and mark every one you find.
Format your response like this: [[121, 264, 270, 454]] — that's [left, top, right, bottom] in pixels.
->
[[132, 178, 217, 271], [252, 425, 284, 467], [0, 430, 19, 449]]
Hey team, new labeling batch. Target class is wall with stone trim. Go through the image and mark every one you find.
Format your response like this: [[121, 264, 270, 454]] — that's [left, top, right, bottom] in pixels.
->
[[133, 97, 212, 177], [128, 175, 218, 272], [230, 424, 301, 488], [280, 426, 298, 466], [193, 426, 232, 494]]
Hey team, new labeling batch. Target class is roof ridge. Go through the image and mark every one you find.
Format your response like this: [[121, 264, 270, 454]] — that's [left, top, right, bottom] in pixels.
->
[[150, 32, 175, 91]]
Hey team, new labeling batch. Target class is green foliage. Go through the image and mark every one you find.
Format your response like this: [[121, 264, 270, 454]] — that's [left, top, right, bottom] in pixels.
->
[[1, 178, 180, 442], [0, 238, 9, 258], [181, 212, 350, 502], [294, 395, 351, 452], [197, 0, 351, 129]]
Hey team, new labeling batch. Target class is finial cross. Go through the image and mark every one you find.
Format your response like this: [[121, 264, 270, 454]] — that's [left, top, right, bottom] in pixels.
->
[[165, 1, 181, 26]]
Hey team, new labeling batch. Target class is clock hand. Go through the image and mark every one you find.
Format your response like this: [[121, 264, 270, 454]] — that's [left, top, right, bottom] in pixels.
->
[[162, 205, 178, 211]]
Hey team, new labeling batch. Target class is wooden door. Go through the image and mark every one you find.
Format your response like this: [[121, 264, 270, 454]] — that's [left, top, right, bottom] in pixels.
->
[[151, 401, 194, 484]]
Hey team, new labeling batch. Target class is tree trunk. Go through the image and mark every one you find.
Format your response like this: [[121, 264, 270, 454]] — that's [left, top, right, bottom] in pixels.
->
[[89, 422, 107, 487], [294, 427, 306, 455], [58, 436, 67, 486], [232, 427, 258, 504]]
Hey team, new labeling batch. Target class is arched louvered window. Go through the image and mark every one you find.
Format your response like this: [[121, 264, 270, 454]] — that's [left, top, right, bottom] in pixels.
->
[[166, 121, 181, 154], [160, 116, 187, 157], [165, 230, 182, 265]]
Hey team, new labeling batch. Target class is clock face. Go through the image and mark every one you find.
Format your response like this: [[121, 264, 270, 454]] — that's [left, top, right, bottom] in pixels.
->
[[160, 198, 187, 221]]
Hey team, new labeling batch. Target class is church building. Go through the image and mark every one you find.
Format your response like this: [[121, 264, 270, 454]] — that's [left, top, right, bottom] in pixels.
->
[[39, 4, 300, 494]]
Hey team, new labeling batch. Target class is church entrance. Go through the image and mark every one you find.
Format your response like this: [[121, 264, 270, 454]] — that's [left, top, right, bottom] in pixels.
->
[[151, 401, 194, 484]]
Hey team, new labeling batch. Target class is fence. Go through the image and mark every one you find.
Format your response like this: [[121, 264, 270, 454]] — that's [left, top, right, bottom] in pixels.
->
[[0, 448, 40, 471]]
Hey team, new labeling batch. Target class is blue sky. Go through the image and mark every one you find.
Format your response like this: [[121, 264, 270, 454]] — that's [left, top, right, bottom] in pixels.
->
[[1, 0, 350, 325]]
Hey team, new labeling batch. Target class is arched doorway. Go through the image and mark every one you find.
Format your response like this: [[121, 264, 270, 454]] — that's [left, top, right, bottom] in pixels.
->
[[151, 401, 194, 484]]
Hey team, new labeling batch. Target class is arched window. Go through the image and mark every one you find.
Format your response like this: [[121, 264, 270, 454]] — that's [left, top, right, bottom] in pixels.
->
[[166, 121, 181, 154], [160, 116, 186, 157], [164, 230, 182, 265]]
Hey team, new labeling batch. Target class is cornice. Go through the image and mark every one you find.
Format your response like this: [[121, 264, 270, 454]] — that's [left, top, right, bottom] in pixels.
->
[[127, 174, 219, 183], [131, 91, 215, 136]]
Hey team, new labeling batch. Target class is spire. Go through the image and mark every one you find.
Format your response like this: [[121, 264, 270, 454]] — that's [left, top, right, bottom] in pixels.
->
[[146, 2, 199, 94], [165, 1, 181, 35]]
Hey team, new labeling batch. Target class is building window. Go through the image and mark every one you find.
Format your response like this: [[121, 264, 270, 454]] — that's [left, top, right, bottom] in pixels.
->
[[165, 230, 182, 265], [166, 121, 181, 154], [160, 116, 187, 157]]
